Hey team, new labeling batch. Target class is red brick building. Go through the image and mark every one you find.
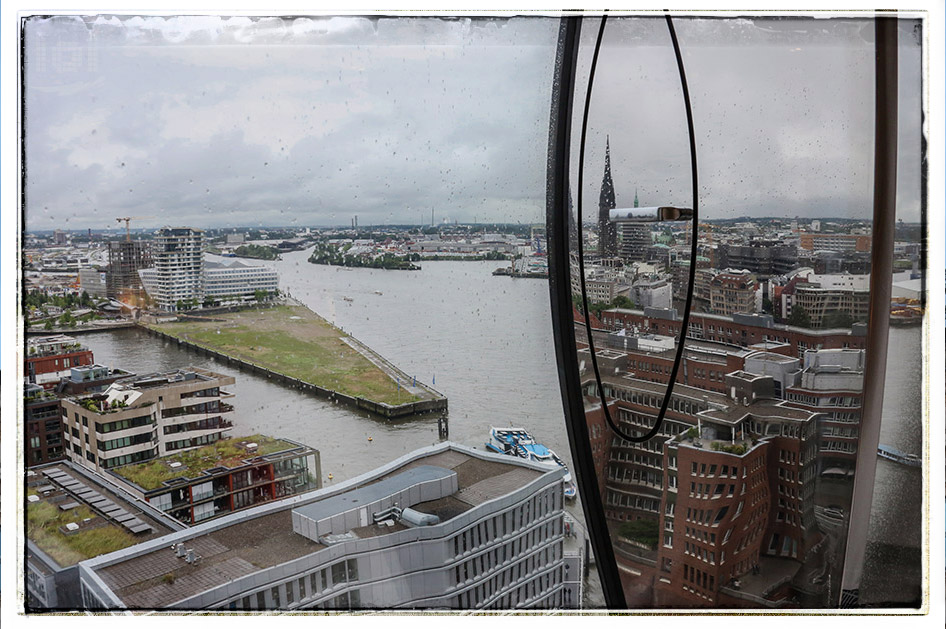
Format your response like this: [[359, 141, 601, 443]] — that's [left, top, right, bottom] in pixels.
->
[[600, 308, 866, 358], [26, 334, 94, 388], [583, 369, 823, 608]]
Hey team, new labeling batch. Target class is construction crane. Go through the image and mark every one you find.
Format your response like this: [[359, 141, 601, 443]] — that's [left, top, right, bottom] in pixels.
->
[[115, 216, 154, 241]]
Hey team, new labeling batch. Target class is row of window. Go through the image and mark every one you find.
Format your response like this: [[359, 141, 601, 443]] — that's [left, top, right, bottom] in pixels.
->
[[163, 415, 228, 435], [231, 559, 358, 610], [682, 563, 716, 601], [688, 482, 734, 500], [690, 462, 741, 479], [459, 565, 564, 610], [452, 488, 560, 558], [97, 414, 155, 434], [455, 528, 562, 587], [165, 431, 223, 452], [605, 491, 659, 514], [102, 448, 157, 469], [97, 430, 155, 452]]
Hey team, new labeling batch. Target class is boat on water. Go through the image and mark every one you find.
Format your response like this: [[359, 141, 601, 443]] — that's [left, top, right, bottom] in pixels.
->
[[486, 427, 577, 499], [877, 444, 921, 467], [342, 296, 354, 302]]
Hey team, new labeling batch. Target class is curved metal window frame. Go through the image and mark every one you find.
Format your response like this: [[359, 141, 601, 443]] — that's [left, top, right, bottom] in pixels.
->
[[546, 13, 900, 610]]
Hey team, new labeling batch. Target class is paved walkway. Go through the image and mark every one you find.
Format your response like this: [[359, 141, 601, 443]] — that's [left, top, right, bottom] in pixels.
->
[[340, 336, 438, 399]]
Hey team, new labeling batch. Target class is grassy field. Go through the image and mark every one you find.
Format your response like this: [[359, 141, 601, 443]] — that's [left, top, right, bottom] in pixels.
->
[[144, 305, 420, 406], [113, 434, 296, 489], [27, 492, 138, 567]]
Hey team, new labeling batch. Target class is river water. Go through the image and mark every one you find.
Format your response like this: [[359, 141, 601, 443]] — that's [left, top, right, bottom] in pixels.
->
[[79, 247, 923, 607]]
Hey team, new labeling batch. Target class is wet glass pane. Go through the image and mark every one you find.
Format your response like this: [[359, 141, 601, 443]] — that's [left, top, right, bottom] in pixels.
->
[[21, 14, 602, 611], [560, 15, 925, 609]]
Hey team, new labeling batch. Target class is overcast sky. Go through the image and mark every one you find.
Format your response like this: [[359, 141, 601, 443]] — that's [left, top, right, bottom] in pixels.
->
[[23, 15, 924, 232]]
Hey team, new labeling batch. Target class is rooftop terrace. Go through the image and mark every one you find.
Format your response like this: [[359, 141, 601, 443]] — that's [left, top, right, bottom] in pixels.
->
[[111, 435, 303, 491]]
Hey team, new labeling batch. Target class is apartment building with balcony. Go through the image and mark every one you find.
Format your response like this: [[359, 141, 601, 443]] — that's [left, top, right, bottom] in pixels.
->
[[106, 435, 320, 525], [26, 334, 94, 387], [60, 368, 235, 474], [151, 227, 204, 311], [76, 442, 578, 611]]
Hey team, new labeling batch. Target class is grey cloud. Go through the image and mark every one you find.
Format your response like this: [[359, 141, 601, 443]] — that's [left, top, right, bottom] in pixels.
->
[[24, 15, 925, 231]]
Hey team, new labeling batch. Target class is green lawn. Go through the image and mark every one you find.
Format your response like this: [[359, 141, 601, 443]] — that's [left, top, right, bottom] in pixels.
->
[[113, 434, 296, 489], [27, 496, 137, 567], [146, 305, 421, 406]]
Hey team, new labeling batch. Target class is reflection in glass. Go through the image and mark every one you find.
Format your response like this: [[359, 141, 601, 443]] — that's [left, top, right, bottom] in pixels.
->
[[560, 15, 924, 609]]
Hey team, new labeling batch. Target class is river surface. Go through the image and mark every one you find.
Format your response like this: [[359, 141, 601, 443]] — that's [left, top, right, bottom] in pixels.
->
[[80, 248, 923, 607]]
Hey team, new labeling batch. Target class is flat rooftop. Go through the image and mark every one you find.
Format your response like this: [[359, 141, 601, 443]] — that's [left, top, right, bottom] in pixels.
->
[[590, 372, 732, 407], [26, 463, 176, 571], [110, 435, 308, 491], [698, 398, 817, 425], [91, 447, 545, 609]]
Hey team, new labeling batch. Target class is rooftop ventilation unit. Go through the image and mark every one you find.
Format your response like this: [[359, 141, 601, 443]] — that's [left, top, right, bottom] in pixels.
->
[[174, 543, 186, 558]]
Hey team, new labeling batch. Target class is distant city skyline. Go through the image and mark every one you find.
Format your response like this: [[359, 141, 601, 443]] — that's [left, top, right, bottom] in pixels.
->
[[23, 15, 924, 232]]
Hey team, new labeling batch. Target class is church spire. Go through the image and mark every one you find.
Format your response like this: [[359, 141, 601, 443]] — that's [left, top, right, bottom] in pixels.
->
[[634, 188, 639, 208], [598, 135, 617, 257]]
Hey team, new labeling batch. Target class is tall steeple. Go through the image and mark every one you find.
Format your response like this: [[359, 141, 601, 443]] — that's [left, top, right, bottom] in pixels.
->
[[598, 136, 617, 257], [634, 188, 639, 208]]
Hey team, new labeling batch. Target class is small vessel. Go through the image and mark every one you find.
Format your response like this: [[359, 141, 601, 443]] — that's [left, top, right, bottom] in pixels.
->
[[342, 296, 354, 303], [486, 427, 577, 499], [877, 444, 921, 467], [374, 290, 383, 295]]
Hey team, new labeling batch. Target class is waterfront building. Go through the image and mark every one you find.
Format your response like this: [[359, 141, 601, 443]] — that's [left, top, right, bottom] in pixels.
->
[[708, 270, 760, 317], [580, 371, 821, 608], [26, 335, 95, 388], [598, 308, 867, 358], [784, 349, 865, 476], [75, 442, 577, 610], [25, 461, 181, 610], [717, 241, 798, 279], [107, 435, 321, 525], [60, 368, 236, 473], [203, 259, 279, 302], [598, 137, 618, 258], [798, 232, 871, 252], [55, 364, 136, 396], [106, 240, 153, 304], [151, 227, 204, 311], [653, 374, 821, 608]]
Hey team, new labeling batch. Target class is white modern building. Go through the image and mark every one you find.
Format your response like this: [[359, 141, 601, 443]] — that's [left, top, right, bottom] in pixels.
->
[[151, 227, 204, 311], [203, 259, 279, 301], [76, 442, 580, 611]]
